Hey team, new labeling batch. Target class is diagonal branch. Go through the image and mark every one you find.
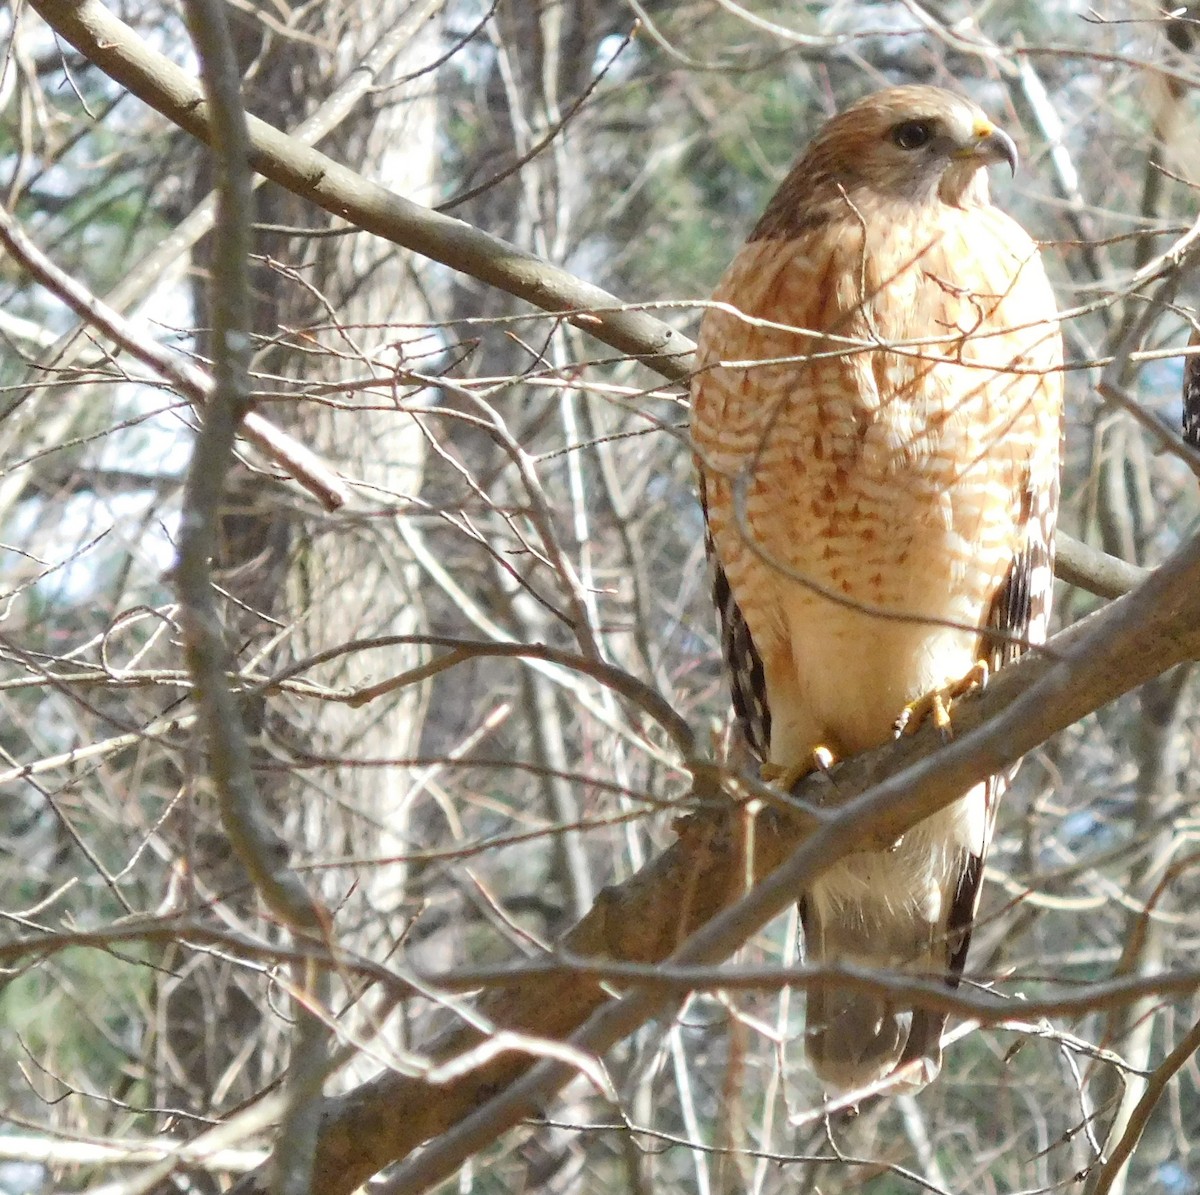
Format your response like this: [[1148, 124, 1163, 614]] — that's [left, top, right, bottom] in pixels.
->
[[218, 526, 1200, 1195], [24, 0, 1152, 600], [366, 525, 1200, 1195], [0, 203, 350, 512], [25, 0, 694, 378]]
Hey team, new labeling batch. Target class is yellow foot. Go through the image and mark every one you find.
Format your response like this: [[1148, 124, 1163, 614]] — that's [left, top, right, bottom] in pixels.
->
[[765, 748, 899, 851], [895, 660, 990, 739], [761, 745, 838, 792]]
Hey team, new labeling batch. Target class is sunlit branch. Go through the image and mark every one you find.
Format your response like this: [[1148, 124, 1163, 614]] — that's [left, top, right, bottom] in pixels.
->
[[0, 204, 350, 512]]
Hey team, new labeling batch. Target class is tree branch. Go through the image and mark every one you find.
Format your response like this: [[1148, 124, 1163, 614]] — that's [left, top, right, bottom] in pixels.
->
[[178, 5, 330, 1192], [216, 524, 1200, 1195], [366, 525, 1200, 1195], [25, 0, 693, 378], [24, 0, 1153, 600], [1089, 1012, 1200, 1195], [0, 202, 350, 512]]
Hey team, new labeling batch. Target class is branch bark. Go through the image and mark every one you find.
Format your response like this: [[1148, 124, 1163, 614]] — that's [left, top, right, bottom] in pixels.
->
[[176, 5, 331, 1191]]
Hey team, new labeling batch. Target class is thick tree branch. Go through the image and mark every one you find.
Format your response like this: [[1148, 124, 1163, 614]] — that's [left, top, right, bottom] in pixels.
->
[[367, 526, 1200, 1195], [1055, 531, 1148, 600], [26, 0, 1151, 600], [25, 0, 693, 378], [216, 524, 1200, 1195]]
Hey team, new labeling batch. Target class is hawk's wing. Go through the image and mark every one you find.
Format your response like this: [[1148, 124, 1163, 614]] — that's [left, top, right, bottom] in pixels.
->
[[1185, 328, 1200, 451], [699, 474, 771, 758]]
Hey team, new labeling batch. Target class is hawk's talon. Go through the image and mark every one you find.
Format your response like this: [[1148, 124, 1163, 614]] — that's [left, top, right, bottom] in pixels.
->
[[895, 660, 990, 740], [762, 745, 839, 793]]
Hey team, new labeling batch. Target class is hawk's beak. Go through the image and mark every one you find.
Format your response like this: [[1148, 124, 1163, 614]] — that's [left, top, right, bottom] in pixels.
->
[[958, 119, 1019, 176]]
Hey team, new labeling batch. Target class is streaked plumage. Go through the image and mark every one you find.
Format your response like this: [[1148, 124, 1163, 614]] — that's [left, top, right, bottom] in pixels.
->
[[691, 86, 1063, 1092]]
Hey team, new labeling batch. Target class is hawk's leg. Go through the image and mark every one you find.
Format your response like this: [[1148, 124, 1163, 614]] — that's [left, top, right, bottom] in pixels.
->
[[764, 748, 904, 851], [895, 660, 990, 738], [761, 745, 837, 793]]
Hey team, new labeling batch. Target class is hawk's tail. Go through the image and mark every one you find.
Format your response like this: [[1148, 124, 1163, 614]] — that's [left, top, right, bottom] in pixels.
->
[[800, 845, 984, 1095], [800, 898, 949, 1094]]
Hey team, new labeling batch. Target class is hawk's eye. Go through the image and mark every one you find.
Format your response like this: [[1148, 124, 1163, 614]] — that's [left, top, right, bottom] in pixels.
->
[[891, 120, 934, 150]]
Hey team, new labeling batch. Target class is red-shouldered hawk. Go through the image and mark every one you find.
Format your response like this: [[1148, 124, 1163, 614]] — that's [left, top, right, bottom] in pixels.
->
[[691, 85, 1063, 1093]]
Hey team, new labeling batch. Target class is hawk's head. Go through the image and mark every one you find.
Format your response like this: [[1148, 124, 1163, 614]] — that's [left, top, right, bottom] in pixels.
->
[[803, 85, 1018, 208]]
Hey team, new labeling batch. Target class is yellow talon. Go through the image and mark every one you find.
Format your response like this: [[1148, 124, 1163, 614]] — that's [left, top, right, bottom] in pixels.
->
[[761, 745, 838, 792], [896, 660, 990, 739], [765, 748, 903, 851]]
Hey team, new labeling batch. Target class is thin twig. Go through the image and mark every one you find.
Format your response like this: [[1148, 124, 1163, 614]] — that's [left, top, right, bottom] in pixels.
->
[[0, 203, 350, 511], [263, 633, 697, 759]]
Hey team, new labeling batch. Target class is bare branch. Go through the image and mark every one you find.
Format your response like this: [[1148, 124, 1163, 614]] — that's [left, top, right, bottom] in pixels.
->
[[1089, 1014, 1200, 1195], [218, 523, 1200, 1195], [0, 203, 350, 511], [23, 0, 1151, 604], [178, 5, 330, 1193], [365, 525, 1200, 1195], [23, 0, 694, 378], [264, 633, 697, 758]]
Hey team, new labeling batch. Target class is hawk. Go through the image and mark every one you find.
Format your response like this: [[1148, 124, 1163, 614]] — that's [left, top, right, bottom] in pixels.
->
[[691, 85, 1063, 1092]]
